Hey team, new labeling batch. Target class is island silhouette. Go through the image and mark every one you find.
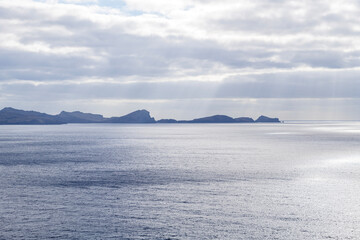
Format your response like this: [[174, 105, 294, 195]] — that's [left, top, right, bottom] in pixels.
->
[[0, 107, 280, 125]]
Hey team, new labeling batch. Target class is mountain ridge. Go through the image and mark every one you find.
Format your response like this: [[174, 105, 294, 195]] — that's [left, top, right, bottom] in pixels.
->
[[0, 107, 281, 125]]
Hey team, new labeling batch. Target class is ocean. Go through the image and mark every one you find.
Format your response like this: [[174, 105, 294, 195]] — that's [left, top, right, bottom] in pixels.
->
[[0, 123, 359, 239]]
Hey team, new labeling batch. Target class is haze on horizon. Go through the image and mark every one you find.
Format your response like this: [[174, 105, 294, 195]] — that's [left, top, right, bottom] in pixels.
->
[[1, 0, 360, 120]]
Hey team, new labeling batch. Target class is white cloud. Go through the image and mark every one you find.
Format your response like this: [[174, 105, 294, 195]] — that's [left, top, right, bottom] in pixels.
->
[[123, 0, 193, 15], [1, 0, 360, 119]]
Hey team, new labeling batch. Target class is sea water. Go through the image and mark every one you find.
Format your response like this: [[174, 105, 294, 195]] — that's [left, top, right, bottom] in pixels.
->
[[0, 123, 359, 239]]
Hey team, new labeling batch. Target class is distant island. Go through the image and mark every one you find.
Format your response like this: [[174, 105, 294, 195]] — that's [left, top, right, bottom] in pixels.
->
[[0, 107, 280, 125]]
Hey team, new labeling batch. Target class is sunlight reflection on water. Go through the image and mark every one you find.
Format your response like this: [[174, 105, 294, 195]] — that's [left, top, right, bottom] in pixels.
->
[[0, 123, 360, 239]]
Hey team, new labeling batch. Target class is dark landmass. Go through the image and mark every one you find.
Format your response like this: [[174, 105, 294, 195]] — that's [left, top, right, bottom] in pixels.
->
[[255, 115, 280, 123], [168, 115, 259, 123], [234, 117, 255, 123], [188, 115, 257, 123], [190, 115, 235, 123], [177, 115, 274, 123], [107, 110, 156, 123], [0, 107, 65, 125], [157, 119, 178, 123], [57, 111, 105, 123], [0, 107, 280, 125]]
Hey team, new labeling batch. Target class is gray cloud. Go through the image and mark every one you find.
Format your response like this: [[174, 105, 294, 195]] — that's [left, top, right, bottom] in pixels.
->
[[2, 69, 360, 101], [1, 0, 360, 119], [1, 1, 357, 81]]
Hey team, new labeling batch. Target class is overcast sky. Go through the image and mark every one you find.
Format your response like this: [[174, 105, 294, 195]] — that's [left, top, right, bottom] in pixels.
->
[[1, 0, 360, 120]]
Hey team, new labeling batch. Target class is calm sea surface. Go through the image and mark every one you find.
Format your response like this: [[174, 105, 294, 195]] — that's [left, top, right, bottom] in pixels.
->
[[0, 123, 360, 239]]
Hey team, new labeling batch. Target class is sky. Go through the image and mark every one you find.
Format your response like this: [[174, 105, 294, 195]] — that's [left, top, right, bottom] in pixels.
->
[[1, 0, 360, 120]]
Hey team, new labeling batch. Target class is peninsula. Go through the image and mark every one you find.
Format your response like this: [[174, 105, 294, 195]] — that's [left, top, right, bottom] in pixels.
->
[[0, 107, 280, 125]]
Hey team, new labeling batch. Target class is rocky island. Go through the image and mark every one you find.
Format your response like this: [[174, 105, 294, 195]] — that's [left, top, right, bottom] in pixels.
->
[[0, 107, 65, 125], [0, 107, 280, 125], [106, 110, 156, 123]]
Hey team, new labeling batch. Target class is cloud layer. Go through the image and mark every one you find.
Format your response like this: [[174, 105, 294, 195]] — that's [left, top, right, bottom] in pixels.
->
[[1, 0, 360, 119]]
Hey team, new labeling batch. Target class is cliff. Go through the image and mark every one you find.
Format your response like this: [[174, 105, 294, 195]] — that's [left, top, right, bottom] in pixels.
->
[[255, 115, 280, 123], [0, 107, 65, 125], [0, 107, 281, 125], [107, 110, 156, 123], [57, 111, 105, 123]]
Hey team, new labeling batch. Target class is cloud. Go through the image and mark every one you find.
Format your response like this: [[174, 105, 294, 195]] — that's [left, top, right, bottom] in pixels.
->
[[1, 0, 360, 119], [2, 68, 360, 100]]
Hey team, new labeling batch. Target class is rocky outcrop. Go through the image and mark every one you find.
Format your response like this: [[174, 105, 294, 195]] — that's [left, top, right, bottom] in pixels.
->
[[0, 107, 65, 125], [57, 111, 105, 123], [190, 115, 235, 123], [0, 107, 281, 125], [174, 115, 256, 123], [255, 115, 280, 123], [107, 110, 156, 123], [157, 119, 178, 123], [234, 117, 255, 123]]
